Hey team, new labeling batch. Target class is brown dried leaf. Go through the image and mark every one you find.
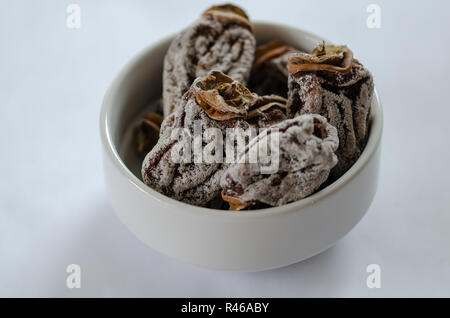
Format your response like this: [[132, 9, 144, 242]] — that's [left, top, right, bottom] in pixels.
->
[[202, 3, 251, 29], [252, 40, 292, 71], [193, 71, 258, 121], [246, 95, 287, 127], [247, 95, 287, 117], [221, 193, 252, 211], [288, 43, 354, 74]]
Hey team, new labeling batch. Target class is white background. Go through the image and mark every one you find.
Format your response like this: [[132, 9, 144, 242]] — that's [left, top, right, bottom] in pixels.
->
[[1, 0, 449, 297]]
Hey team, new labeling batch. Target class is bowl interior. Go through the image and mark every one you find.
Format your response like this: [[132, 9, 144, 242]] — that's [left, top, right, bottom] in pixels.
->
[[102, 22, 382, 213]]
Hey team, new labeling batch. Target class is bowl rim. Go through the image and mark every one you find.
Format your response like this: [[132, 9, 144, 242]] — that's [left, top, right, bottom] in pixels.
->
[[100, 21, 383, 218]]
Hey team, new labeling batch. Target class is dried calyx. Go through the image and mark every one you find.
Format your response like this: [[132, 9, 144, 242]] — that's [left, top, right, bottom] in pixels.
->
[[134, 113, 164, 155], [194, 71, 287, 124], [288, 42, 354, 74], [221, 192, 252, 211], [193, 71, 258, 120], [247, 95, 287, 119], [252, 40, 292, 71], [202, 4, 252, 30]]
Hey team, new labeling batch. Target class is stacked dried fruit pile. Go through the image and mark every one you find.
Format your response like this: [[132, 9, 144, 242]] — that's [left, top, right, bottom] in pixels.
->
[[134, 4, 374, 210]]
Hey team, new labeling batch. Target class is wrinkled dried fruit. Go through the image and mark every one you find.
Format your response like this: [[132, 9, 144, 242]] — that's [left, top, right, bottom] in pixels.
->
[[134, 112, 164, 157], [249, 40, 298, 97], [287, 43, 374, 178], [142, 72, 251, 206], [220, 114, 339, 210], [162, 4, 256, 116], [143, 71, 293, 206]]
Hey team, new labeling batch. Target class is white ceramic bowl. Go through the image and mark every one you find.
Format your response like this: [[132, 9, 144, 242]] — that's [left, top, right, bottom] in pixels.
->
[[100, 22, 383, 271]]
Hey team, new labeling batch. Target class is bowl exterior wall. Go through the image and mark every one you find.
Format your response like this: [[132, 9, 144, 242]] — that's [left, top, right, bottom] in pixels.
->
[[103, 144, 380, 271]]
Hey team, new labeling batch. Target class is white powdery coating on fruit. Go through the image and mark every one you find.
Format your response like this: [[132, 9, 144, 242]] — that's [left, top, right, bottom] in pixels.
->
[[162, 14, 256, 116], [287, 62, 374, 178], [220, 114, 339, 207], [142, 86, 250, 206]]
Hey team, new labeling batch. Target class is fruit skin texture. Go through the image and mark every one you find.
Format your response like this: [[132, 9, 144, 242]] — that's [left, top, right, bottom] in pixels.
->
[[142, 71, 289, 208], [162, 4, 256, 117], [221, 114, 339, 210], [287, 44, 374, 179], [143, 73, 252, 207]]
